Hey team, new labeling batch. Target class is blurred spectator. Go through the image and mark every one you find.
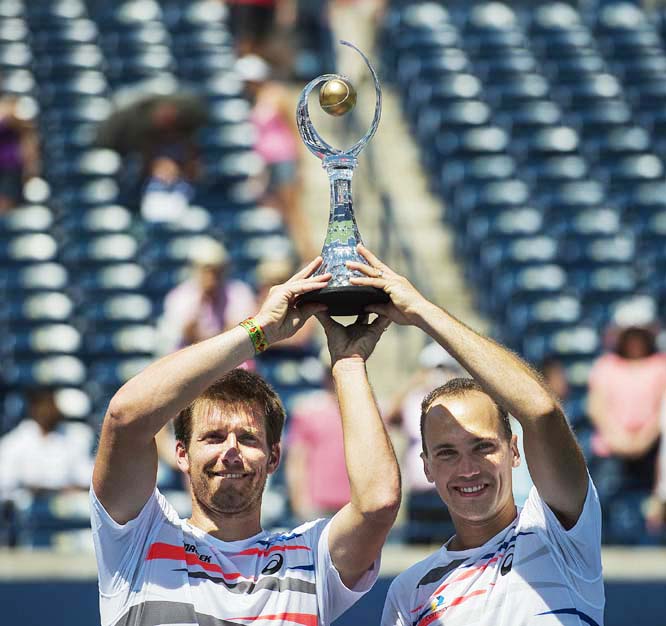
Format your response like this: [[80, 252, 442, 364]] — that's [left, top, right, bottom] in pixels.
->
[[224, 0, 296, 59], [139, 99, 203, 222], [285, 373, 350, 521], [539, 355, 570, 402], [0, 92, 40, 214], [141, 99, 203, 180], [539, 354, 579, 425], [0, 388, 93, 502], [236, 54, 317, 261], [96, 93, 205, 218], [587, 325, 666, 504], [158, 238, 257, 353]]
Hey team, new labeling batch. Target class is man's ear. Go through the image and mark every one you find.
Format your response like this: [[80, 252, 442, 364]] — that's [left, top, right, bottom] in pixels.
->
[[510, 434, 521, 468], [267, 443, 281, 475], [176, 440, 190, 474], [421, 451, 435, 483]]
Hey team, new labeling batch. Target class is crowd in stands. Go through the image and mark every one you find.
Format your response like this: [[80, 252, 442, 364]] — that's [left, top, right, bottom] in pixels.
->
[[1, 0, 666, 550]]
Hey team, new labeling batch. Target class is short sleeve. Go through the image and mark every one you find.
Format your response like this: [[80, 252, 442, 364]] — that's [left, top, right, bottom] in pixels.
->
[[520, 476, 603, 581], [89, 487, 168, 596], [304, 518, 380, 624], [381, 577, 408, 626]]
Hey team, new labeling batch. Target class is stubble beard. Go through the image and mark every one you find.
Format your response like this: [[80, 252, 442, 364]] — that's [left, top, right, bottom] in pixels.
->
[[193, 470, 267, 517]]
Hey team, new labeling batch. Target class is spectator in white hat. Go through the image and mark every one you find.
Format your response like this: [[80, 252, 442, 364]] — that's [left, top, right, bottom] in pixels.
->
[[158, 238, 257, 353]]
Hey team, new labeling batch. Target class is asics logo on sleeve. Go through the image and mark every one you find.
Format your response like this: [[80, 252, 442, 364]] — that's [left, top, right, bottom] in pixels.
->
[[262, 554, 284, 575]]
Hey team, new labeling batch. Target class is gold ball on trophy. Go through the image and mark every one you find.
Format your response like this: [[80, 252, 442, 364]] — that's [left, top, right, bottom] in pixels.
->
[[319, 78, 357, 116]]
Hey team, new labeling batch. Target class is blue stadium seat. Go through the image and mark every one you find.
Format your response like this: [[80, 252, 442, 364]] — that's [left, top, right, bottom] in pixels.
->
[[59, 233, 138, 266], [507, 293, 582, 346], [87, 357, 153, 389], [5, 355, 87, 387], [0, 262, 68, 293], [76, 292, 153, 325], [4, 324, 82, 358], [522, 324, 600, 365], [82, 324, 156, 358]]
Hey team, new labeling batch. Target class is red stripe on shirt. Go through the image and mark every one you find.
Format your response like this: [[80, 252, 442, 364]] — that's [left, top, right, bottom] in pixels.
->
[[146, 543, 247, 579], [417, 608, 447, 626], [236, 545, 312, 557], [432, 555, 504, 596], [230, 613, 317, 626], [449, 589, 487, 606]]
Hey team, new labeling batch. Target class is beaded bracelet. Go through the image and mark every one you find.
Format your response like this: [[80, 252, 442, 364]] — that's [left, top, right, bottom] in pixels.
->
[[239, 317, 269, 354]]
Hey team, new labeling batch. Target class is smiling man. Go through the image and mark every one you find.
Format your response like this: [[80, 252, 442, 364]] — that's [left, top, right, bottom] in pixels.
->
[[90, 257, 400, 626], [419, 378, 520, 545], [345, 246, 604, 626]]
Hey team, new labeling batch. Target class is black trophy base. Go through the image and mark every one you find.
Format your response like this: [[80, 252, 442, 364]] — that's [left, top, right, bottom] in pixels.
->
[[299, 285, 390, 316]]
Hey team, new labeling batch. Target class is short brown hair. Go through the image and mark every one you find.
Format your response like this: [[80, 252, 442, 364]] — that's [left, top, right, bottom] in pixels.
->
[[174, 369, 285, 449], [420, 377, 512, 454]]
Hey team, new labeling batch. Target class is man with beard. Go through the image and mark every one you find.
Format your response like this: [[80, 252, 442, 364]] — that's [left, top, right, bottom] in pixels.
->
[[90, 257, 400, 626], [337, 246, 604, 626]]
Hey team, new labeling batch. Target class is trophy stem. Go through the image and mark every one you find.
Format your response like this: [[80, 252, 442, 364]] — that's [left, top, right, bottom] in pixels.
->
[[299, 155, 389, 316], [318, 157, 364, 283]]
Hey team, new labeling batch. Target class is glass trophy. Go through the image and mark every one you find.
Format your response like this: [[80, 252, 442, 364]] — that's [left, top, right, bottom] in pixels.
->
[[296, 40, 389, 316]]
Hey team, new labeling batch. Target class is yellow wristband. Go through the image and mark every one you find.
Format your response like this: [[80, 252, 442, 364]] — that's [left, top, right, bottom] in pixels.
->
[[239, 317, 269, 354]]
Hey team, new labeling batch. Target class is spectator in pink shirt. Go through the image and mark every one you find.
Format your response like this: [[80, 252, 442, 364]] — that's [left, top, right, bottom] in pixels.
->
[[587, 325, 666, 507], [236, 54, 316, 262], [285, 375, 350, 521], [158, 238, 257, 353]]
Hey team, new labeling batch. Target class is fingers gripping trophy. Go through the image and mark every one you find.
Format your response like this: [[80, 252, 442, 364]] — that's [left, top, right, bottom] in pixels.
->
[[297, 40, 390, 316]]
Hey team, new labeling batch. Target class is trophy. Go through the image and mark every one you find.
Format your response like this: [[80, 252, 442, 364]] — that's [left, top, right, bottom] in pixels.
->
[[297, 40, 389, 316]]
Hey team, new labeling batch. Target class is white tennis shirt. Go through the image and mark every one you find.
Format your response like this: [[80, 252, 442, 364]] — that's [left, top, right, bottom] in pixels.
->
[[382, 477, 604, 626], [90, 488, 378, 626]]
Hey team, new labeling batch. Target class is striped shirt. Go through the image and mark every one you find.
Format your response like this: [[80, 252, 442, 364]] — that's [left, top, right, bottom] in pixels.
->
[[91, 488, 377, 626], [382, 478, 604, 626]]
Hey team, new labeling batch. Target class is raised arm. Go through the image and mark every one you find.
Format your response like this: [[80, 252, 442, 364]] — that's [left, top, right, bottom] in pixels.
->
[[351, 246, 588, 528], [316, 313, 401, 589], [92, 258, 330, 524]]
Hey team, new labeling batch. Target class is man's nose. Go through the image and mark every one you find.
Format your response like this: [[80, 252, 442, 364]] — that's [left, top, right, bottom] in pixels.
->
[[457, 454, 481, 478], [221, 434, 242, 463]]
